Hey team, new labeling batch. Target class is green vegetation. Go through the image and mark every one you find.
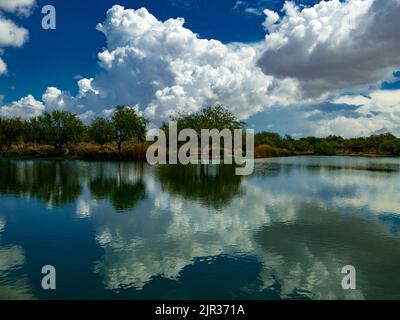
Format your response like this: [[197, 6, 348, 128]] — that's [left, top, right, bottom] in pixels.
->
[[88, 117, 113, 146], [41, 110, 84, 151], [167, 104, 244, 132], [0, 106, 149, 160], [0, 118, 23, 152], [254, 132, 400, 157], [111, 105, 148, 152], [0, 104, 399, 160]]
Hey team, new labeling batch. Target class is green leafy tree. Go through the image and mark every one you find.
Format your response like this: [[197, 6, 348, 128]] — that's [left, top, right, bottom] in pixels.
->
[[315, 141, 337, 155], [0, 117, 23, 152], [170, 105, 244, 133], [42, 110, 84, 150], [293, 139, 312, 153], [23, 117, 44, 146], [344, 138, 366, 153], [254, 132, 286, 148], [164, 105, 244, 155], [89, 117, 113, 146], [379, 140, 400, 155], [304, 136, 323, 147], [111, 106, 148, 152]]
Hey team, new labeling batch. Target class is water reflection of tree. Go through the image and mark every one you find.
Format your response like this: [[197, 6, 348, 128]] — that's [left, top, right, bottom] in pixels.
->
[[89, 163, 146, 212], [156, 164, 244, 209], [0, 161, 82, 207]]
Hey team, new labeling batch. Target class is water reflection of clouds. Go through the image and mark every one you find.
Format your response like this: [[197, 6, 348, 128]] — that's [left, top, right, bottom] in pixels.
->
[[0, 216, 5, 233], [252, 159, 400, 216], [255, 201, 400, 299], [324, 173, 400, 215], [84, 159, 400, 298], [0, 216, 34, 300], [89, 171, 269, 290], [1, 159, 400, 299], [76, 184, 98, 219]]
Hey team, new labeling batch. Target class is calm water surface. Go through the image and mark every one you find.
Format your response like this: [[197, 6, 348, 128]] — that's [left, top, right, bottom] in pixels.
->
[[0, 156, 400, 300]]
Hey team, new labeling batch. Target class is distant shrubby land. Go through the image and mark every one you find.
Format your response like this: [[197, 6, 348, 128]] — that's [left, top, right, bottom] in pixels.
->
[[253, 131, 400, 157], [0, 105, 399, 160]]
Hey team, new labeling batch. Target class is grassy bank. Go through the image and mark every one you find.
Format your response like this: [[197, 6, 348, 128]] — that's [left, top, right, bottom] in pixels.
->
[[0, 142, 149, 161], [255, 144, 291, 158], [1, 142, 397, 162]]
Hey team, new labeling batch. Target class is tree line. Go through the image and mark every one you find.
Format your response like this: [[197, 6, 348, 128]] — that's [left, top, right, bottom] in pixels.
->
[[254, 131, 400, 156], [0, 105, 147, 153], [1, 104, 399, 157], [165, 105, 400, 156]]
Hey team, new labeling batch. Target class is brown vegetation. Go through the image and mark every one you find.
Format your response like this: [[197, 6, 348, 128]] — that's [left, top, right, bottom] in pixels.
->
[[3, 142, 149, 161], [255, 144, 291, 159]]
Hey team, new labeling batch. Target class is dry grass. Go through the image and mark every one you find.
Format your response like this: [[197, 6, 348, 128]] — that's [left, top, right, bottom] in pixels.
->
[[74, 142, 149, 161], [255, 144, 291, 159], [3, 142, 291, 160], [1, 142, 149, 161]]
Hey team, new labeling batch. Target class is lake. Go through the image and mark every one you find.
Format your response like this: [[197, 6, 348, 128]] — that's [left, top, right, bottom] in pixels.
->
[[0, 156, 400, 300]]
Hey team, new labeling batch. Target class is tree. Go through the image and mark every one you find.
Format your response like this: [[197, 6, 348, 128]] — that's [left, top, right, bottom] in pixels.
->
[[304, 136, 323, 147], [315, 141, 336, 155], [0, 117, 23, 152], [89, 117, 113, 146], [293, 139, 312, 153], [111, 106, 148, 152], [379, 140, 400, 155], [164, 105, 244, 155], [170, 105, 244, 133], [24, 117, 44, 146], [254, 132, 283, 148], [42, 110, 84, 150], [344, 138, 366, 153]]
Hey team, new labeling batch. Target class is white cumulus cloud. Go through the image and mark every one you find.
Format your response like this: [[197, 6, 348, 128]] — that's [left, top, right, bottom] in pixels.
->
[[0, 1, 33, 76], [0, 5, 298, 123], [0, 56, 6, 74], [0, 0, 35, 16], [88, 5, 298, 122], [258, 0, 400, 98], [0, 16, 29, 48], [0, 94, 45, 119], [1, 2, 400, 138]]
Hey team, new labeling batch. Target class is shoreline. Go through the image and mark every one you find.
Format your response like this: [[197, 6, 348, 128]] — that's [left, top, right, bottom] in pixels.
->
[[1, 152, 398, 162], [0, 142, 398, 162]]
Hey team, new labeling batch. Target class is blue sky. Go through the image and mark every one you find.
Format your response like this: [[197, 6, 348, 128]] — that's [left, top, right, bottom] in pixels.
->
[[0, 0, 399, 137], [1, 0, 265, 102], [0, 0, 325, 103]]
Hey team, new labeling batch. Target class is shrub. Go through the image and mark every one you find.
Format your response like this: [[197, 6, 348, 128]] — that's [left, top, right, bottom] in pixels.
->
[[255, 144, 291, 158], [379, 140, 400, 155], [314, 141, 336, 155]]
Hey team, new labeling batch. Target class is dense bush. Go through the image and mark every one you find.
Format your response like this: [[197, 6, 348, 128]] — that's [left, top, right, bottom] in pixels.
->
[[253, 131, 400, 157], [314, 141, 337, 156], [379, 140, 400, 155], [255, 144, 291, 158]]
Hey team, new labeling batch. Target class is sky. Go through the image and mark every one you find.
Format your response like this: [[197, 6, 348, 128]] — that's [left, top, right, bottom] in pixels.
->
[[0, 0, 399, 137]]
